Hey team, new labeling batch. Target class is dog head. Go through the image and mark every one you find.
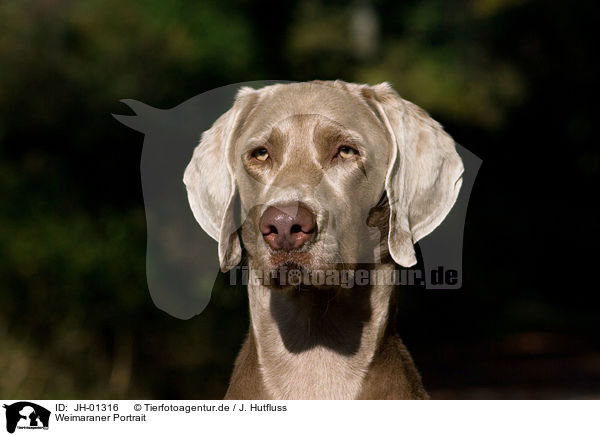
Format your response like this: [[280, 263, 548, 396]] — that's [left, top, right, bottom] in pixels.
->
[[184, 81, 463, 283]]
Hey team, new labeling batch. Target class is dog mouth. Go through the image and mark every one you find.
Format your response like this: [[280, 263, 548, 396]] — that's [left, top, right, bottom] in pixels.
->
[[269, 250, 312, 288], [257, 261, 309, 289], [259, 257, 344, 289], [269, 250, 312, 268]]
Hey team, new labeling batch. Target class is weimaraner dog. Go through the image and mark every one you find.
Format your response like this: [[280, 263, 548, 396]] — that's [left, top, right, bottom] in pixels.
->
[[184, 81, 463, 399]]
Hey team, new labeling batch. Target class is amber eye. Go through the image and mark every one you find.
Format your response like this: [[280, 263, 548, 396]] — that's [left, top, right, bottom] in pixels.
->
[[252, 147, 269, 161], [338, 145, 358, 159]]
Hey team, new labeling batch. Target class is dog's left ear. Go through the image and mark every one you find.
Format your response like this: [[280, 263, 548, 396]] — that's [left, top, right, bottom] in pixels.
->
[[183, 87, 258, 272], [366, 82, 464, 267]]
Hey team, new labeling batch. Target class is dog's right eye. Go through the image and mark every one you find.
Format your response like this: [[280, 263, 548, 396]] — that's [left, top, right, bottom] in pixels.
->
[[252, 148, 270, 162]]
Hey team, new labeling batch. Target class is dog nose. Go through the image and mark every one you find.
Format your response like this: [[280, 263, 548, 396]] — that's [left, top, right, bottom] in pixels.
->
[[259, 203, 316, 251]]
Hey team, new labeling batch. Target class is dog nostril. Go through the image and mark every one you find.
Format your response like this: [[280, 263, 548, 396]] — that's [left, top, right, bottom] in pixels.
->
[[259, 203, 316, 250]]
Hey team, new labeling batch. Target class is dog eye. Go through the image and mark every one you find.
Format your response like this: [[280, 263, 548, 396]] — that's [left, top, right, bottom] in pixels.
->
[[337, 146, 358, 159], [252, 148, 269, 162]]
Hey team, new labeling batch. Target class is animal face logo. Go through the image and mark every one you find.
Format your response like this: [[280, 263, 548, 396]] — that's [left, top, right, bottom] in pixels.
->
[[114, 81, 481, 320], [3, 402, 50, 433]]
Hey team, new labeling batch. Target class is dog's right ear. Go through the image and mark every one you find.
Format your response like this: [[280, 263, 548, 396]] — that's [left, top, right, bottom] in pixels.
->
[[183, 87, 258, 272]]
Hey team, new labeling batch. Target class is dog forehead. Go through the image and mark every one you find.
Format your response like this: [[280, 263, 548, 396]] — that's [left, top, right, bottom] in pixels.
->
[[238, 83, 384, 143]]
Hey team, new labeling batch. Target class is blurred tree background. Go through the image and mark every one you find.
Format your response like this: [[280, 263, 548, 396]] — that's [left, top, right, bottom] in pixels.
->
[[1, 0, 598, 399]]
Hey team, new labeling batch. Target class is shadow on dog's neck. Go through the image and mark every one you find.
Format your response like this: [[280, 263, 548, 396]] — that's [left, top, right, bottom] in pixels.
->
[[269, 280, 376, 356], [248, 262, 398, 358]]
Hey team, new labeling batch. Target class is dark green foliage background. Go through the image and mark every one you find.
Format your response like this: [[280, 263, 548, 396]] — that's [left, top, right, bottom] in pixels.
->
[[1, 0, 598, 398]]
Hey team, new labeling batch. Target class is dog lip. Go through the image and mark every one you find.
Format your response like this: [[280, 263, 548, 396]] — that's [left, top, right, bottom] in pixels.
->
[[268, 249, 312, 268], [276, 260, 305, 270]]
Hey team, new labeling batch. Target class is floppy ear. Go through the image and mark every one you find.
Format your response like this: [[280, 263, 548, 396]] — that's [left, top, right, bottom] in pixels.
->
[[368, 83, 464, 267], [183, 87, 257, 272]]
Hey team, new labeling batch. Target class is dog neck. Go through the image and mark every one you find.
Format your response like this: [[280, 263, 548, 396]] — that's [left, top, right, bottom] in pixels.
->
[[247, 262, 396, 400]]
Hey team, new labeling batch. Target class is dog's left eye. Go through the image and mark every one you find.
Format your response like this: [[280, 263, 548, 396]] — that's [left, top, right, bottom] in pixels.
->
[[252, 148, 270, 161], [337, 145, 359, 159]]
